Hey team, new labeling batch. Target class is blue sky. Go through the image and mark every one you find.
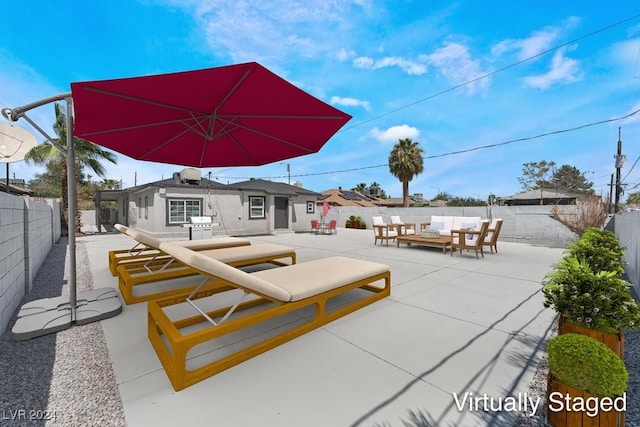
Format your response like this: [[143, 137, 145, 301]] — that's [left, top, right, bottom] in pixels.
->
[[1, 1, 640, 201]]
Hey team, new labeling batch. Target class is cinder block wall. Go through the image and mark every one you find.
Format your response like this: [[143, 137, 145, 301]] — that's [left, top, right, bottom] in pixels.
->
[[613, 211, 640, 296], [328, 205, 577, 248], [0, 194, 62, 334]]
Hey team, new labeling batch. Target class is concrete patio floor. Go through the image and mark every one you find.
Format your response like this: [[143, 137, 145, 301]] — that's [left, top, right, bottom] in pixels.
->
[[82, 227, 565, 427]]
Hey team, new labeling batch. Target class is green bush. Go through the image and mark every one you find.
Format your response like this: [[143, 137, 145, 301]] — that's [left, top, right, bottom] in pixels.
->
[[542, 257, 640, 332], [548, 333, 628, 397], [566, 228, 626, 276]]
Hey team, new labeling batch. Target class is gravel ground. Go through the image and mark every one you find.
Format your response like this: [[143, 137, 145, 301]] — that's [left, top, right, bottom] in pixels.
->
[[0, 238, 125, 427], [1, 238, 638, 427]]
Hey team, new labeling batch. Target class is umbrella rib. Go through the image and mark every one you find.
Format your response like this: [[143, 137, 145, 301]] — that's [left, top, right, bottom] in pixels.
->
[[213, 67, 253, 115], [82, 86, 211, 116], [215, 117, 317, 153], [141, 117, 211, 161]]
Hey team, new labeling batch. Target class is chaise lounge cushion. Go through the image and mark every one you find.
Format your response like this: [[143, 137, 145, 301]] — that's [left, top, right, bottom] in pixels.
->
[[126, 227, 249, 250], [160, 243, 390, 303], [159, 242, 291, 301], [251, 256, 390, 301]]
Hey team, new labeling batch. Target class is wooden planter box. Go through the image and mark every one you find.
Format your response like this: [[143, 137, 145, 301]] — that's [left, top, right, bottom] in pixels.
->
[[558, 316, 624, 359], [547, 374, 625, 426]]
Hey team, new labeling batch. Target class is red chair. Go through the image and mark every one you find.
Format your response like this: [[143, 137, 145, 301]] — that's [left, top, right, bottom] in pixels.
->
[[326, 220, 337, 234], [311, 220, 320, 234]]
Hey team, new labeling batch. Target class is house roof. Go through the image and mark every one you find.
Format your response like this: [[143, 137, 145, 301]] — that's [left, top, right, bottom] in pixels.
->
[[501, 189, 578, 201], [319, 188, 389, 207], [0, 182, 33, 196], [126, 177, 229, 193], [228, 178, 321, 196]]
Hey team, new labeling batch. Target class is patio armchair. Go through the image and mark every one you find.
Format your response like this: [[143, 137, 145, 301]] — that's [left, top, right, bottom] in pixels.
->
[[371, 216, 398, 246], [450, 220, 490, 259], [390, 215, 416, 235], [483, 218, 503, 254], [326, 219, 337, 234], [311, 220, 320, 234]]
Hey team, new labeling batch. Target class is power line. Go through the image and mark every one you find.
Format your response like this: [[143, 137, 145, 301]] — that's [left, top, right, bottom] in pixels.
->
[[219, 107, 640, 180]]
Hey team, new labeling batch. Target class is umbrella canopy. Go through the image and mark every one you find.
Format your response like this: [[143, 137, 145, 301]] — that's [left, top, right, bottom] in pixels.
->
[[70, 62, 351, 167]]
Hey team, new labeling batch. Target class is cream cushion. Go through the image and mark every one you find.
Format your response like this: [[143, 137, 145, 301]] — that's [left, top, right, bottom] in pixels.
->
[[160, 243, 390, 303], [126, 226, 250, 250]]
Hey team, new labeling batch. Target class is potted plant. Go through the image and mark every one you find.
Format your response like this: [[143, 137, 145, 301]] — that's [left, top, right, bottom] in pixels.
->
[[546, 333, 628, 426], [354, 216, 366, 229], [566, 228, 626, 277], [345, 215, 357, 228], [542, 256, 640, 357]]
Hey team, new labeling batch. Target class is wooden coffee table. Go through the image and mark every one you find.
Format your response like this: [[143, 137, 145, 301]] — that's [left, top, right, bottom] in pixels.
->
[[396, 234, 451, 254]]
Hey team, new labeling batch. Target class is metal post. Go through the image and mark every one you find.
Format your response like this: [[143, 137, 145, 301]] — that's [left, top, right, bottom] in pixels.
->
[[65, 98, 77, 321]]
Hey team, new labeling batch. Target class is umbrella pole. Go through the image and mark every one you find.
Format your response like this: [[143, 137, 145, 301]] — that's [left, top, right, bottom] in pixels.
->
[[3, 94, 121, 340], [66, 100, 77, 322]]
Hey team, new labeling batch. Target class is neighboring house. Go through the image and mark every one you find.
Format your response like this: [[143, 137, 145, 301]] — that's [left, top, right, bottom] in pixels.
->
[[320, 187, 392, 207], [0, 181, 33, 196], [500, 189, 579, 206], [94, 169, 322, 237]]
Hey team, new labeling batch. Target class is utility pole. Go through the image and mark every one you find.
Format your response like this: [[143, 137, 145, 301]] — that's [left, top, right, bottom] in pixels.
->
[[614, 127, 626, 213]]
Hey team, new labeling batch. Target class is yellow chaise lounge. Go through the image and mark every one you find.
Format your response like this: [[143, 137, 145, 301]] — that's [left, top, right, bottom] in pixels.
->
[[116, 227, 296, 304], [108, 224, 250, 275], [148, 242, 391, 391]]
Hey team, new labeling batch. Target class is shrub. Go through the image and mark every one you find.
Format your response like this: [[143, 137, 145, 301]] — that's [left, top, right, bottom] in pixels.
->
[[542, 257, 640, 331], [567, 227, 626, 276], [547, 333, 628, 397]]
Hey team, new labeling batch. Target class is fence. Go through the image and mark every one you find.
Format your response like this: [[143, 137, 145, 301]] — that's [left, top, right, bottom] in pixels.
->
[[0, 193, 61, 334]]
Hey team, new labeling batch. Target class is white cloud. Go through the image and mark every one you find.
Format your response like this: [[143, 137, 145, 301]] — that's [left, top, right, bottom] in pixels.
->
[[420, 42, 488, 92], [330, 96, 371, 111], [491, 17, 580, 60], [492, 29, 558, 60], [352, 55, 427, 75], [369, 124, 420, 144], [166, 0, 367, 63], [523, 50, 581, 89], [336, 48, 356, 62]]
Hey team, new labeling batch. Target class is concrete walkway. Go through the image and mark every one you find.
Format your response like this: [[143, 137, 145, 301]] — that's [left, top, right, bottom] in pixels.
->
[[82, 227, 564, 427]]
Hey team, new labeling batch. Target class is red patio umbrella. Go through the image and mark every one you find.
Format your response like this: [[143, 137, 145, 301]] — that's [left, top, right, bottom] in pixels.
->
[[70, 62, 351, 167]]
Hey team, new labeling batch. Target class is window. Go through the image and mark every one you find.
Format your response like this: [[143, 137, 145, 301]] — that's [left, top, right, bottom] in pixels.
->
[[306, 201, 315, 214], [168, 199, 201, 224], [144, 196, 149, 219], [249, 196, 266, 219]]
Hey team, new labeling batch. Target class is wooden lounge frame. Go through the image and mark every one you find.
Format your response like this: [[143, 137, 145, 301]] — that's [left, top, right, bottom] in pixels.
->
[[148, 242, 391, 391], [107, 224, 250, 276], [118, 243, 296, 304]]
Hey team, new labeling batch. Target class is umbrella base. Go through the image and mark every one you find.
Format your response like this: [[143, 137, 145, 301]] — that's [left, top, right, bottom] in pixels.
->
[[11, 288, 122, 341]]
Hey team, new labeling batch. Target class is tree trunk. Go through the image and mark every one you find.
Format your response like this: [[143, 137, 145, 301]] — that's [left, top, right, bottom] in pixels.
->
[[402, 180, 410, 207]]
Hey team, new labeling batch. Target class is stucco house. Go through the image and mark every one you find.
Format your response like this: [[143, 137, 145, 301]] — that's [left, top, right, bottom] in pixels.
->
[[94, 169, 322, 237]]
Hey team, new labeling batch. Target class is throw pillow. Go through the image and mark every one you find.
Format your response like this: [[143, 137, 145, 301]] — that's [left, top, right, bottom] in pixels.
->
[[461, 222, 477, 240], [429, 221, 444, 231]]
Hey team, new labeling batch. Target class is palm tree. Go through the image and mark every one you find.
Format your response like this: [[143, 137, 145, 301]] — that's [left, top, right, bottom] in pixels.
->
[[25, 103, 117, 233], [388, 138, 424, 207]]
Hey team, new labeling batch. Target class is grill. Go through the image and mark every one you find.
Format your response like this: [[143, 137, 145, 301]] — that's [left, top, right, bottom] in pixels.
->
[[182, 216, 218, 240]]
